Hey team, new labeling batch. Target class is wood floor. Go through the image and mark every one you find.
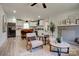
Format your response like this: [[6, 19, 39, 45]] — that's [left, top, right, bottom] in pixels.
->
[[0, 36, 79, 56], [0, 37, 27, 56]]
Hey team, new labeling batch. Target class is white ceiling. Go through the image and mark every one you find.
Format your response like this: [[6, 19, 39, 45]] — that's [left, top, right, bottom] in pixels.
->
[[0, 3, 79, 21]]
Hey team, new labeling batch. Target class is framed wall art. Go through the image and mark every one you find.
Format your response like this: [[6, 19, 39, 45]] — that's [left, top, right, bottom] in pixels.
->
[[2, 15, 7, 33]]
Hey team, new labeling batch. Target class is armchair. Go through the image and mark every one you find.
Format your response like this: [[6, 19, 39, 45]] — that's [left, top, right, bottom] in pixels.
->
[[26, 32, 44, 52]]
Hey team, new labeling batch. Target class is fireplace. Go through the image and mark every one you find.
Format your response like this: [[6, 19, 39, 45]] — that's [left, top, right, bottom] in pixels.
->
[[74, 37, 79, 44]]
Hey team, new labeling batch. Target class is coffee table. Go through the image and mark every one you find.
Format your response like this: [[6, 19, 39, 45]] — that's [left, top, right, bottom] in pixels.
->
[[50, 41, 70, 56]]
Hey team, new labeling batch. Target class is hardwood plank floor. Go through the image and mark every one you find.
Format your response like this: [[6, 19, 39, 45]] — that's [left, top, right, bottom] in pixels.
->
[[0, 36, 79, 56]]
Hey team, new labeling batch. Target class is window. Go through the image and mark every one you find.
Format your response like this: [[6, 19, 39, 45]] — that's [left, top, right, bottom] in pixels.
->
[[23, 23, 29, 29]]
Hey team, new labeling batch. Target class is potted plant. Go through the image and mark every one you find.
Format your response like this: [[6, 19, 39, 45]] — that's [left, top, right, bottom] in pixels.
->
[[49, 22, 55, 35], [56, 37, 61, 43]]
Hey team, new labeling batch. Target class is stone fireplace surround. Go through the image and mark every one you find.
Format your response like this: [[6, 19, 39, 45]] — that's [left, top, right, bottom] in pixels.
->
[[58, 25, 79, 46]]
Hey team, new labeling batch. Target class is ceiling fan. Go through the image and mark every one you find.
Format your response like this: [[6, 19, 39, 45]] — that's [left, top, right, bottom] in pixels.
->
[[30, 3, 47, 8]]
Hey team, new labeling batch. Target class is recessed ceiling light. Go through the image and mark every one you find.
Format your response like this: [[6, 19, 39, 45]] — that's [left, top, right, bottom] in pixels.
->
[[13, 10, 16, 13], [38, 16, 40, 18]]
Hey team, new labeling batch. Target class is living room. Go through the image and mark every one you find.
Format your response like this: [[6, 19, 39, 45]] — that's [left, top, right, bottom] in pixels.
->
[[0, 3, 79, 56]]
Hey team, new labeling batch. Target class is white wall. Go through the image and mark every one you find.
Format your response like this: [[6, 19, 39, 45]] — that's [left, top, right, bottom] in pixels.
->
[[0, 5, 7, 47], [50, 9, 79, 42], [50, 9, 79, 25]]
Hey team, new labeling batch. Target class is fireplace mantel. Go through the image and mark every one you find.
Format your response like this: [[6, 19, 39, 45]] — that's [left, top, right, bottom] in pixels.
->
[[57, 24, 79, 27]]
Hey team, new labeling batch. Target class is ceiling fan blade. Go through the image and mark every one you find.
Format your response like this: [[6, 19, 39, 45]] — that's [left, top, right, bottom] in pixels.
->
[[31, 3, 37, 6], [42, 3, 47, 8]]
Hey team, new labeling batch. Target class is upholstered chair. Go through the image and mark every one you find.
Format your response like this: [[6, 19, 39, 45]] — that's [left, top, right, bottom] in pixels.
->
[[26, 32, 44, 52]]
